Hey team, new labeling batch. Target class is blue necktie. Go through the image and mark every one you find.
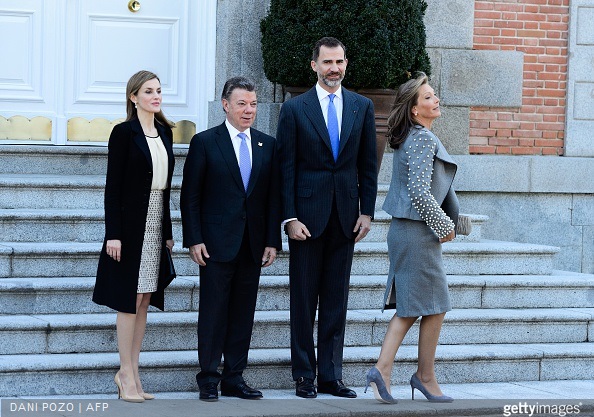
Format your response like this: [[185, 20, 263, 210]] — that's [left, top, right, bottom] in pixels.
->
[[238, 132, 251, 191], [327, 93, 339, 161]]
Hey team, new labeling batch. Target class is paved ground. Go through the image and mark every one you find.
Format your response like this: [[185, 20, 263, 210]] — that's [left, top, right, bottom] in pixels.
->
[[2, 380, 594, 417]]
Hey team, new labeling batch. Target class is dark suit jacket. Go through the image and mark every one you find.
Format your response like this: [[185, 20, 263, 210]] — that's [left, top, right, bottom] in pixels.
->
[[93, 118, 175, 313], [276, 86, 378, 239], [180, 123, 282, 263]]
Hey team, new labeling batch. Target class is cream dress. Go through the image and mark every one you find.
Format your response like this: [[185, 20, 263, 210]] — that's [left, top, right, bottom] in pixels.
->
[[137, 134, 169, 293]]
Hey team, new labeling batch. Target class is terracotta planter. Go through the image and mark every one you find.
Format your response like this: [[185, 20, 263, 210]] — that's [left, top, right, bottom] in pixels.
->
[[356, 88, 396, 172], [285, 86, 396, 172], [285, 86, 309, 97]]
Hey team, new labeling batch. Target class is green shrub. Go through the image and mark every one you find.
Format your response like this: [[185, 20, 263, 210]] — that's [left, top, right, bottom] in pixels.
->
[[260, 0, 431, 90]]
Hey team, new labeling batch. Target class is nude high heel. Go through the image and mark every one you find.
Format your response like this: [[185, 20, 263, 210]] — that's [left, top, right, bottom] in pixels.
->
[[114, 372, 145, 403], [134, 374, 154, 399]]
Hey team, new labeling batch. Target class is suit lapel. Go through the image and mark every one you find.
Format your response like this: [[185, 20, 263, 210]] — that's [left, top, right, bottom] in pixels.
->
[[130, 118, 152, 167], [214, 123, 245, 191], [247, 130, 263, 196], [303, 87, 333, 155], [339, 88, 358, 156]]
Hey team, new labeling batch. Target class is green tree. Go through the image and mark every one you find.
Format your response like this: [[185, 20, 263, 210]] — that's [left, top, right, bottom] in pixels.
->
[[260, 0, 431, 90]]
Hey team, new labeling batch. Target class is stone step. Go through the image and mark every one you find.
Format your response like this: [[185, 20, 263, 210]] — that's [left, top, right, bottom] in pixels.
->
[[2, 308, 591, 355], [0, 174, 106, 210], [0, 208, 487, 243], [0, 174, 389, 211], [0, 209, 107, 243], [0, 145, 187, 176], [375, 183, 389, 211], [0, 174, 152, 210], [0, 146, 396, 181], [1, 342, 593, 396], [1, 147, 589, 405], [450, 271, 594, 309], [0, 147, 398, 211], [2, 272, 593, 315], [0, 240, 560, 278]]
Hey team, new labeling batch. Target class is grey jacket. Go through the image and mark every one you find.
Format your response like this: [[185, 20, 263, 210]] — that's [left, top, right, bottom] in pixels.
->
[[382, 125, 459, 238]]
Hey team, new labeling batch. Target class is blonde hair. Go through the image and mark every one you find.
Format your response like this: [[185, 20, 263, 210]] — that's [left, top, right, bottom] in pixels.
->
[[125, 70, 174, 128], [386, 72, 428, 148]]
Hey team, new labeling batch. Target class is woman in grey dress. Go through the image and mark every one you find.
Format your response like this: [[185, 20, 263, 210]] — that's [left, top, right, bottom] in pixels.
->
[[364, 73, 459, 404]]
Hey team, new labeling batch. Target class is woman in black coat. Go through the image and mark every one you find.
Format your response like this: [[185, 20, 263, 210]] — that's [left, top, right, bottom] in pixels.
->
[[93, 70, 175, 402]]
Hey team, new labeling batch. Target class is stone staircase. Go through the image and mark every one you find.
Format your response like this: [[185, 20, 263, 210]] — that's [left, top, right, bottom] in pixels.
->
[[0, 145, 593, 397]]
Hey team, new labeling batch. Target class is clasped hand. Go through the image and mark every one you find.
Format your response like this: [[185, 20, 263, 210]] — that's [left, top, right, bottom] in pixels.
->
[[189, 243, 277, 267], [287, 215, 371, 243]]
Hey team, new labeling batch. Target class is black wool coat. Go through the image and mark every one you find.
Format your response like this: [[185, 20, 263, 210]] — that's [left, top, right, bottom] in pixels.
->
[[93, 118, 175, 313]]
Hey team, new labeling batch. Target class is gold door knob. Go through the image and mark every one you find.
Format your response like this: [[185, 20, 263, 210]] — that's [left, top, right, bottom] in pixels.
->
[[128, 0, 141, 12]]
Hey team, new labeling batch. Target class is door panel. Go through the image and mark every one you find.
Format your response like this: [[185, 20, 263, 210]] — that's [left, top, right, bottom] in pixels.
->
[[0, 0, 216, 145], [65, 0, 189, 115], [0, 0, 57, 113]]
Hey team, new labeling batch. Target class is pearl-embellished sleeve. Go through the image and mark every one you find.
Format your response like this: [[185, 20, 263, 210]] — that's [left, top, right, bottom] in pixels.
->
[[405, 133, 455, 238]]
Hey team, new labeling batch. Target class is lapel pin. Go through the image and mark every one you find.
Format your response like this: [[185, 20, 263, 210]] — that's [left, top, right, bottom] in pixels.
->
[[258, 142, 263, 147]]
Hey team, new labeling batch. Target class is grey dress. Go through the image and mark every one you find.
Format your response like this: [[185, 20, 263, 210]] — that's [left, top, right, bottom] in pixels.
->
[[381, 125, 459, 317]]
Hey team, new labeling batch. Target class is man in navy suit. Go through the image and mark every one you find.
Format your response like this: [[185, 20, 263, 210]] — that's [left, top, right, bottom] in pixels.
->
[[276, 37, 378, 398], [181, 77, 281, 401]]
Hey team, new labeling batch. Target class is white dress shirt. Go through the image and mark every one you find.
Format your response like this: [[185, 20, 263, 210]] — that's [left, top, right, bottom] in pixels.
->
[[225, 119, 252, 166], [315, 82, 343, 136]]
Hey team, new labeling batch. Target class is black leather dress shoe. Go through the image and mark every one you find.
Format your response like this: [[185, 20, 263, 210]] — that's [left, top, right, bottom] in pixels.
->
[[221, 382, 263, 399], [199, 382, 219, 402], [295, 376, 317, 398], [318, 380, 357, 398]]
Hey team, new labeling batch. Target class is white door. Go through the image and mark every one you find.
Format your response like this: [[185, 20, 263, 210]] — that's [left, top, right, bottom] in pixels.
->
[[0, 0, 58, 142], [0, 0, 216, 145]]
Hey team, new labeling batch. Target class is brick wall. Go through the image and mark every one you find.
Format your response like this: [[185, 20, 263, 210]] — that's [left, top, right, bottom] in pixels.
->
[[470, 0, 569, 155]]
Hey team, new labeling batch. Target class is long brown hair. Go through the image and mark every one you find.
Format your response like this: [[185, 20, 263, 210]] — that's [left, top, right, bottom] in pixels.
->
[[386, 72, 428, 149], [125, 70, 175, 128]]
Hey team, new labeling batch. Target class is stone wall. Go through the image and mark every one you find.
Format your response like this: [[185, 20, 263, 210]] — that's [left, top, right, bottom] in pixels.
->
[[565, 0, 594, 157], [207, 0, 282, 130], [453, 155, 594, 273]]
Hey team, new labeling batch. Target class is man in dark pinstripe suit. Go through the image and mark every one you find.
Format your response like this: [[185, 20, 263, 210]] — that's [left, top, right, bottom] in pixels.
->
[[276, 37, 378, 398]]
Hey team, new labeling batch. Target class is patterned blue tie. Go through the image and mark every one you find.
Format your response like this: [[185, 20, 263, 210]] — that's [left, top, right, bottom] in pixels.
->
[[238, 132, 251, 191], [327, 93, 339, 161]]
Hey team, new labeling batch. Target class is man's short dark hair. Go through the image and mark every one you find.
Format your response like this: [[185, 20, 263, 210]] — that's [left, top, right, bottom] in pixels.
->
[[221, 76, 257, 101], [312, 37, 347, 62]]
